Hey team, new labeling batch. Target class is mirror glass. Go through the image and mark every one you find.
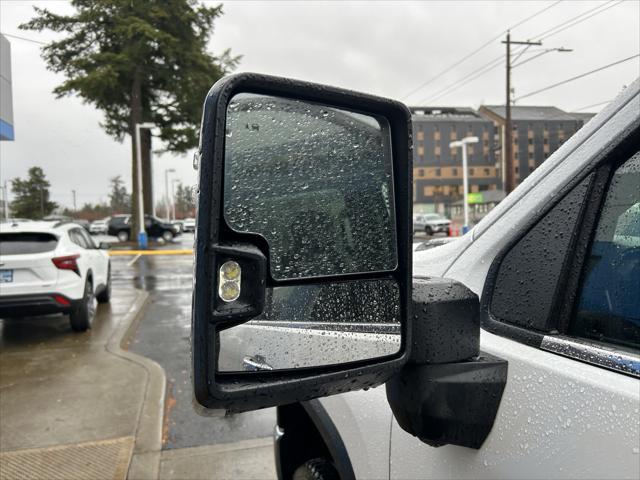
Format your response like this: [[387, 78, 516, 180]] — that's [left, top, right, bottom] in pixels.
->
[[223, 93, 397, 280], [218, 93, 401, 372], [218, 279, 401, 371]]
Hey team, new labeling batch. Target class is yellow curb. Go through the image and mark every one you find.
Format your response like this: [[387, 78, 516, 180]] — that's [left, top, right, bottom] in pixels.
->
[[108, 249, 193, 256]]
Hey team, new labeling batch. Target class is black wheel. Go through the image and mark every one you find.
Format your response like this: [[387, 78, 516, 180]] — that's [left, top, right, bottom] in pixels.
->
[[96, 265, 111, 303], [70, 278, 96, 332], [162, 230, 174, 242], [425, 226, 433, 236], [293, 458, 339, 480], [117, 230, 129, 242]]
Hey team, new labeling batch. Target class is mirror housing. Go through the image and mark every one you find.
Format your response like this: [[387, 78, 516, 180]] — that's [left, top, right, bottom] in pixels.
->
[[192, 73, 413, 412]]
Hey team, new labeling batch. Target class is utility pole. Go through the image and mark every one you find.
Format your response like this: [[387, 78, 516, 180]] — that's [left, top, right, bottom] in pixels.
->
[[502, 32, 541, 194], [2, 181, 8, 220], [71, 189, 77, 212]]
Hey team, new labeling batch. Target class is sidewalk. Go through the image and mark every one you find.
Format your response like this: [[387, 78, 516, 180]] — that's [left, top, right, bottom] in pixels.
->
[[0, 288, 165, 480], [0, 285, 277, 480]]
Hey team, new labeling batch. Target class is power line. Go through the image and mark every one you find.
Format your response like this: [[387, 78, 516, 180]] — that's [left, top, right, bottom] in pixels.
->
[[0, 32, 46, 45], [399, 0, 563, 100], [514, 54, 639, 101], [537, 0, 624, 41], [413, 0, 627, 105], [572, 100, 612, 112], [417, 54, 506, 104]]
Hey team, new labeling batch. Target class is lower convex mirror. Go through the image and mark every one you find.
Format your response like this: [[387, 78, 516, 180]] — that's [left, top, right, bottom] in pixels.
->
[[218, 279, 401, 371], [192, 73, 412, 411]]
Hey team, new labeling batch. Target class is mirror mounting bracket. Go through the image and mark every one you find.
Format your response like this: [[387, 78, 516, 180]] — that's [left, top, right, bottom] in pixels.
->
[[385, 277, 507, 449]]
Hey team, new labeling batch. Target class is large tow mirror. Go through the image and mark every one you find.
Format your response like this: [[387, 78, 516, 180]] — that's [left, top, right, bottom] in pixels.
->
[[192, 73, 412, 412]]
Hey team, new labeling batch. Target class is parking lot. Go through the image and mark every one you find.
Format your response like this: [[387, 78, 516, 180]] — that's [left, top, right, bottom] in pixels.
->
[[0, 232, 276, 480]]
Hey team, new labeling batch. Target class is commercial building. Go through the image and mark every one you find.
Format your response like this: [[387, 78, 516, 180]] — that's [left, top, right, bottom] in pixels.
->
[[1, 34, 14, 141], [412, 104, 594, 220], [479, 105, 587, 190], [411, 107, 500, 217]]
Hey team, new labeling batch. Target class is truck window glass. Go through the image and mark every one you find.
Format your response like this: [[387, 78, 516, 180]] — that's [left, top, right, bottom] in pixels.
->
[[571, 150, 640, 349]]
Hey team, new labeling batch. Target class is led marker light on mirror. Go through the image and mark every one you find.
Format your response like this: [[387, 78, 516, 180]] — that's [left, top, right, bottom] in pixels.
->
[[218, 260, 241, 302]]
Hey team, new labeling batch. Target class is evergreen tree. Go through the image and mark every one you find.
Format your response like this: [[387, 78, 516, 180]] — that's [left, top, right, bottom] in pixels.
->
[[10, 167, 58, 219], [21, 0, 239, 234], [108, 175, 131, 214]]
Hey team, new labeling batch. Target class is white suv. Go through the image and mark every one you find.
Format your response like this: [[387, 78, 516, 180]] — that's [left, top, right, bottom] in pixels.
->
[[0, 221, 111, 331]]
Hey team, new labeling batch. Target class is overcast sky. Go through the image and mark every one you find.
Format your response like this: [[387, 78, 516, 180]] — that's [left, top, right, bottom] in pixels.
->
[[1, 0, 638, 209]]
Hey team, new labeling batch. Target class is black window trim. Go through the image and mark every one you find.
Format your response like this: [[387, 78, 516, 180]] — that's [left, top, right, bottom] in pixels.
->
[[479, 124, 640, 377]]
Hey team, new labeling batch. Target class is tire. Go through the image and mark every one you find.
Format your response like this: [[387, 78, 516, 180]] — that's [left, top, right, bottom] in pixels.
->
[[425, 226, 433, 236], [70, 278, 96, 332], [96, 265, 111, 303], [293, 458, 339, 480], [162, 230, 174, 242], [117, 230, 129, 242]]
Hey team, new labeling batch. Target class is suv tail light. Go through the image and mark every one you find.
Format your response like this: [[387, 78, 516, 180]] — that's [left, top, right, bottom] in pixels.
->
[[52, 254, 80, 276]]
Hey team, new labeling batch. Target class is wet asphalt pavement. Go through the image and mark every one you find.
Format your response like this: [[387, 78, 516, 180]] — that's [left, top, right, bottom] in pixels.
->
[[108, 232, 432, 451], [110, 233, 276, 450]]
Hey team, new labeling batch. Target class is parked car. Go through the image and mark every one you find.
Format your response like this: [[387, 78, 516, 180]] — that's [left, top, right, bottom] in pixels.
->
[[0, 221, 111, 331], [171, 219, 184, 233], [42, 215, 91, 232], [107, 214, 179, 242], [89, 217, 110, 235], [182, 217, 196, 232], [413, 213, 451, 235], [191, 74, 640, 479]]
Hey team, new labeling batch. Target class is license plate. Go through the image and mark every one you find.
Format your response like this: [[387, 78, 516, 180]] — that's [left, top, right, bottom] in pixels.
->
[[0, 270, 13, 283]]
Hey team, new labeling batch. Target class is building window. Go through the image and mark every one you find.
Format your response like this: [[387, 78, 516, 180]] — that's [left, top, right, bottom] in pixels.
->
[[418, 169, 425, 177], [424, 186, 434, 196], [435, 154, 441, 162], [544, 152, 549, 159], [528, 152, 534, 160], [452, 168, 458, 176], [469, 168, 475, 175], [479, 184, 489, 191], [514, 152, 519, 159], [417, 131, 424, 141], [435, 168, 441, 177], [515, 166, 519, 174], [543, 138, 548, 145], [483, 139, 489, 147], [417, 146, 424, 156], [528, 138, 533, 145], [484, 168, 490, 175]]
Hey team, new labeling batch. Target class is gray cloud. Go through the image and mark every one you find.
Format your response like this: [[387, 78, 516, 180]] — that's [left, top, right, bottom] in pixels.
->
[[1, 0, 638, 208]]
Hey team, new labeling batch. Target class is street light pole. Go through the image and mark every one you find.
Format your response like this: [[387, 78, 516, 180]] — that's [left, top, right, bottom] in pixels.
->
[[135, 122, 154, 248], [164, 168, 175, 220], [171, 178, 179, 221], [450, 136, 479, 233]]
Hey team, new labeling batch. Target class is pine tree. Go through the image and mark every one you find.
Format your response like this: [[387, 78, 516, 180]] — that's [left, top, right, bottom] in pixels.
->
[[21, 0, 239, 234], [10, 167, 58, 219]]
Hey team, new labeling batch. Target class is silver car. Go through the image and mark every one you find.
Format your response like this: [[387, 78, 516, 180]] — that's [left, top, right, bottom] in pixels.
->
[[412, 213, 451, 235]]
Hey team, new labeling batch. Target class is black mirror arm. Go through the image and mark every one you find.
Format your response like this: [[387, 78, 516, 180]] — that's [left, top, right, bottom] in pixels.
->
[[386, 277, 508, 449]]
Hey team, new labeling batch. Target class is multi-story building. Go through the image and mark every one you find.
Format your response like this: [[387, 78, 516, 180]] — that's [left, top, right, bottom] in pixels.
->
[[411, 107, 500, 216], [478, 106, 586, 190]]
